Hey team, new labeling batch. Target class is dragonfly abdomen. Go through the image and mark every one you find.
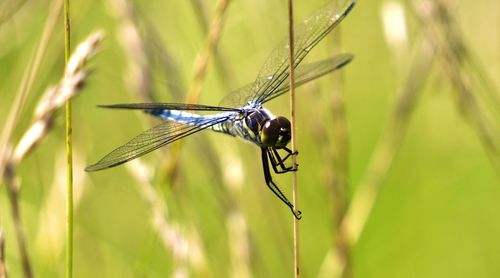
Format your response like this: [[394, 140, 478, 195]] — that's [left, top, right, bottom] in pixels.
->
[[148, 109, 206, 124], [149, 109, 238, 136]]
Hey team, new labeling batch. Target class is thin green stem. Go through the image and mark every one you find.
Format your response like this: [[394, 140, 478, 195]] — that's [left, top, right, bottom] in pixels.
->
[[287, 0, 300, 277], [63, 0, 73, 277]]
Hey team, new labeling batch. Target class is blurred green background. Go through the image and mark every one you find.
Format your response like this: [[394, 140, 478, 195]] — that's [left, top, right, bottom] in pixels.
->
[[1, 0, 499, 277]]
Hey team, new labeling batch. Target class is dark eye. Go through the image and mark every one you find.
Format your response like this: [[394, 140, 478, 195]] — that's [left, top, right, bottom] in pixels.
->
[[261, 120, 280, 147], [260, 116, 291, 148], [275, 116, 291, 147], [275, 116, 291, 131]]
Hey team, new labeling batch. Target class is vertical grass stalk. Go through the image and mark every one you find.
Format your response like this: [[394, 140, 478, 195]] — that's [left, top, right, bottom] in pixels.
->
[[4, 168, 33, 278], [186, 0, 230, 104], [63, 0, 73, 277], [287, 0, 300, 277], [328, 13, 351, 277], [0, 228, 6, 278], [1, 2, 62, 278], [340, 34, 434, 269], [162, 0, 231, 186]]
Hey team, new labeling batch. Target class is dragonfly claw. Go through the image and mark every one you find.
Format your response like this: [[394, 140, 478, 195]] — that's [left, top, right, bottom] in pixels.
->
[[292, 209, 302, 220]]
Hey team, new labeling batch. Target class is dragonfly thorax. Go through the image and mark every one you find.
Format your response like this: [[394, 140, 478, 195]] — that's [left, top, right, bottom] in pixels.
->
[[259, 116, 291, 148]]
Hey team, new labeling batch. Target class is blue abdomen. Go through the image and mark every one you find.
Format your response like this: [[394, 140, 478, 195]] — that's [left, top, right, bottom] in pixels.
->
[[148, 109, 203, 124]]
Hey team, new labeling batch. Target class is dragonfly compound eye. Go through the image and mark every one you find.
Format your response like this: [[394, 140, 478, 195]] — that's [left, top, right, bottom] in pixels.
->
[[260, 116, 291, 148]]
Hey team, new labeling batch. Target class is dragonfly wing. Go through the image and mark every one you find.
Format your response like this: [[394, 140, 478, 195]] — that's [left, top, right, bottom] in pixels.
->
[[218, 83, 254, 108], [251, 0, 355, 105], [85, 115, 232, 171], [99, 103, 241, 112], [262, 54, 353, 103], [219, 54, 353, 107]]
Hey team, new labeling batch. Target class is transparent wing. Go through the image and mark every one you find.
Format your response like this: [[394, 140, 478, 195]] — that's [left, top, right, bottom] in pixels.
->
[[223, 0, 355, 108], [265, 54, 352, 103], [219, 83, 254, 108], [85, 115, 233, 171], [220, 53, 353, 107], [99, 102, 242, 112]]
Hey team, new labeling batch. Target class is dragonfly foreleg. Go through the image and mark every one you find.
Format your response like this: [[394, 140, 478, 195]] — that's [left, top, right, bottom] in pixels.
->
[[267, 147, 298, 174], [261, 148, 302, 219]]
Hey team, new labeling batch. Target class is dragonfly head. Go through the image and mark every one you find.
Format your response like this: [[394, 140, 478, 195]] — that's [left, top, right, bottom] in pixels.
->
[[260, 116, 291, 148]]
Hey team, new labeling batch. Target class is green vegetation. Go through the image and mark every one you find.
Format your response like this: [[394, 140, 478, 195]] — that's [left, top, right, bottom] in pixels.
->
[[0, 0, 499, 277]]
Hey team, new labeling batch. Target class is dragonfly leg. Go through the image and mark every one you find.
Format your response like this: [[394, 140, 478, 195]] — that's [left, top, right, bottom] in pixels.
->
[[268, 148, 298, 174], [261, 148, 302, 219], [267, 148, 291, 174], [283, 146, 299, 158]]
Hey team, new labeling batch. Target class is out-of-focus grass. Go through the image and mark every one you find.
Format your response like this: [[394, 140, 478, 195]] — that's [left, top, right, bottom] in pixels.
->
[[1, 0, 499, 277]]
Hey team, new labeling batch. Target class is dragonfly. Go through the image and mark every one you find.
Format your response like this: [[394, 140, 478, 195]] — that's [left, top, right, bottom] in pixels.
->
[[86, 0, 355, 219]]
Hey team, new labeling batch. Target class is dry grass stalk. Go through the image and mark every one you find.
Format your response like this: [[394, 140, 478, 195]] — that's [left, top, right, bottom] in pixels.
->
[[0, 4, 63, 276], [186, 0, 231, 104], [166, 4, 250, 274], [0, 227, 7, 278], [161, 0, 233, 187], [111, 2, 221, 274], [186, 138, 251, 276], [286, 0, 301, 277], [111, 0, 189, 100], [324, 0, 499, 274], [112, 2, 248, 275], [226, 210, 250, 278], [328, 2, 499, 276], [125, 160, 206, 275], [0, 0, 28, 25], [212, 143, 249, 277], [187, 139, 251, 278], [319, 15, 437, 278], [342, 35, 435, 246], [111, 2, 248, 275], [416, 0, 500, 175], [65, 32, 103, 76], [325, 14, 351, 278], [33, 151, 87, 264], [190, 0, 210, 34], [1, 31, 103, 278], [4, 165, 33, 278], [189, 0, 236, 91], [110, 0, 153, 102], [163, 0, 232, 184], [0, 0, 62, 185], [11, 32, 104, 167], [192, 137, 249, 276], [381, 2, 410, 70]]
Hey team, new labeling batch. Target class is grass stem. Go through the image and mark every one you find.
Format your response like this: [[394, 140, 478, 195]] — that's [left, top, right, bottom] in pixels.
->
[[63, 0, 73, 277], [328, 11, 351, 277], [340, 35, 435, 273], [287, 0, 300, 277], [4, 166, 32, 278], [0, 227, 6, 278], [0, 1, 62, 184], [0, 3, 63, 277], [186, 0, 231, 104]]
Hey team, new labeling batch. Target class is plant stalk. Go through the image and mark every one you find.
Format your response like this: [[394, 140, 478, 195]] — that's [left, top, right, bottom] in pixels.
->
[[64, 0, 73, 277], [287, 0, 300, 277]]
